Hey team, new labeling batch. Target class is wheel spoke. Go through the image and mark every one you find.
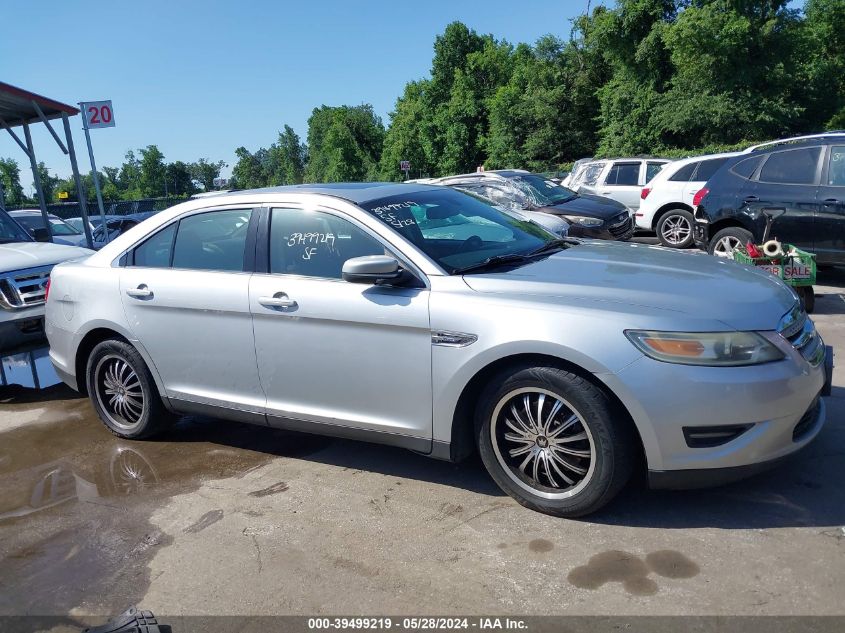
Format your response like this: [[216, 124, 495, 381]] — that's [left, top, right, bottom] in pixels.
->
[[549, 448, 588, 475], [518, 450, 534, 472], [547, 413, 579, 439], [541, 453, 558, 488], [542, 399, 563, 434], [510, 404, 533, 435], [551, 444, 591, 458], [552, 431, 588, 444], [523, 394, 537, 431], [509, 443, 534, 458], [547, 453, 575, 485], [504, 432, 533, 444], [505, 417, 532, 438]]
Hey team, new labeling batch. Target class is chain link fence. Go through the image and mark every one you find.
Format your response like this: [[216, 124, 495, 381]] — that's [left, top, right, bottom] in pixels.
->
[[7, 196, 189, 220]]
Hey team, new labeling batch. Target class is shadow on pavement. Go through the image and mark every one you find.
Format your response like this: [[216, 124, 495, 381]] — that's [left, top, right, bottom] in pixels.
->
[[1, 378, 842, 529]]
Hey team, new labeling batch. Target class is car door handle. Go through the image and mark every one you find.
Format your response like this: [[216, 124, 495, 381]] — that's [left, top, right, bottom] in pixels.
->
[[125, 285, 152, 299], [744, 195, 759, 202], [823, 198, 840, 205], [258, 293, 297, 309]]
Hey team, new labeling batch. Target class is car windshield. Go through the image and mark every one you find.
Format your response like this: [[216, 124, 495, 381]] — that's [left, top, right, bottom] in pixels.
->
[[14, 214, 81, 236], [359, 188, 557, 274], [510, 174, 577, 206], [0, 210, 33, 243]]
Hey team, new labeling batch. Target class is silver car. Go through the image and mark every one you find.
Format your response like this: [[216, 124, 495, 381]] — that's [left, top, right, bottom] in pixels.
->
[[45, 184, 832, 517]]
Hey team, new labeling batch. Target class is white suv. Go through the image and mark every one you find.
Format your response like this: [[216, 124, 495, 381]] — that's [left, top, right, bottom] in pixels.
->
[[637, 152, 740, 248], [0, 208, 92, 351], [567, 158, 671, 213]]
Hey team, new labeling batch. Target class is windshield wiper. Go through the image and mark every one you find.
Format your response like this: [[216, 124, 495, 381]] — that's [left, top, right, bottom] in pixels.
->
[[454, 239, 578, 275], [527, 238, 578, 256], [452, 253, 534, 275]]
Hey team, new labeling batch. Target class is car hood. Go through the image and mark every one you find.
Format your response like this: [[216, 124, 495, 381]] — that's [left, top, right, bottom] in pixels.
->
[[462, 241, 797, 331], [539, 193, 627, 220], [0, 241, 94, 272]]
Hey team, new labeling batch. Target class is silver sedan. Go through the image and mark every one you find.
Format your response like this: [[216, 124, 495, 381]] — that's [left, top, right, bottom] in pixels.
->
[[45, 184, 832, 517]]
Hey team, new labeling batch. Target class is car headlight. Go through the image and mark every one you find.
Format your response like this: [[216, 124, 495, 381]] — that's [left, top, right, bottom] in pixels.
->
[[563, 215, 603, 227], [624, 330, 785, 366]]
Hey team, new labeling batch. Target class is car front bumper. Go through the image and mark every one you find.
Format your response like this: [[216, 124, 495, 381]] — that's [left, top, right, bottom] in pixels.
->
[[598, 342, 831, 486]]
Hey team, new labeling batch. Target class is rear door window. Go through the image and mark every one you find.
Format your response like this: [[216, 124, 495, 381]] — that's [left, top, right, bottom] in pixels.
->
[[827, 146, 845, 186], [692, 157, 730, 182], [605, 162, 640, 186], [731, 155, 763, 179], [669, 162, 698, 182], [758, 147, 822, 185], [645, 162, 665, 183], [171, 209, 253, 272], [133, 223, 176, 267]]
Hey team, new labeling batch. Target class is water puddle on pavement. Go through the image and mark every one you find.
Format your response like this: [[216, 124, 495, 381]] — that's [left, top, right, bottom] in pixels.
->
[[0, 384, 330, 616]]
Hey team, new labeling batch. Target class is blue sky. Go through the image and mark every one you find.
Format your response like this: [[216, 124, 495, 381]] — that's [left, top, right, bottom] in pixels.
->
[[1, 0, 595, 188]]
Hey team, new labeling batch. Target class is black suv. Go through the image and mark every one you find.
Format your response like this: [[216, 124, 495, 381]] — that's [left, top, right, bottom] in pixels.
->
[[693, 133, 845, 264]]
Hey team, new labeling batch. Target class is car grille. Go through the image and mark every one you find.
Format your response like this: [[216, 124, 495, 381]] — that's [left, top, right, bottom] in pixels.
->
[[608, 213, 633, 237], [777, 303, 825, 366], [0, 265, 52, 310], [793, 396, 821, 441]]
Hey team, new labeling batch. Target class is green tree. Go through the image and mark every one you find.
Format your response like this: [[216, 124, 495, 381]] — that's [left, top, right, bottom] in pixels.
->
[[166, 161, 197, 196], [305, 105, 384, 182], [117, 150, 142, 199], [190, 158, 227, 191], [138, 145, 167, 197], [266, 125, 306, 185], [231, 147, 267, 190], [0, 157, 25, 207], [33, 162, 60, 203], [379, 81, 434, 180]]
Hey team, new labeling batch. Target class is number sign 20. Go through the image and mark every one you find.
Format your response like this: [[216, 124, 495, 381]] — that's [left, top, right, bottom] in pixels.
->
[[82, 100, 116, 129]]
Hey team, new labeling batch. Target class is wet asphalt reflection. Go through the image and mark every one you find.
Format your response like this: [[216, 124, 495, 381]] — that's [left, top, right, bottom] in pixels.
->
[[0, 385, 332, 616]]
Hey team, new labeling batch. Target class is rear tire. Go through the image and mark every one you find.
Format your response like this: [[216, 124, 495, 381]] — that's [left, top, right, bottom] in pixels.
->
[[86, 339, 173, 439], [475, 365, 635, 518], [797, 286, 815, 313], [708, 227, 754, 258], [656, 209, 694, 248]]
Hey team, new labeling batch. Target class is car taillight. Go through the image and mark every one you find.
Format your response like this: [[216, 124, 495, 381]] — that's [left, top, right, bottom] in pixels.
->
[[44, 277, 50, 301], [641, 187, 651, 200], [692, 187, 709, 207]]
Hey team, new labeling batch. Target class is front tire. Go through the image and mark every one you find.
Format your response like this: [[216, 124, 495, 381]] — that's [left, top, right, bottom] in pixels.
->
[[656, 209, 694, 248], [708, 226, 753, 259], [86, 339, 172, 439], [476, 365, 635, 518]]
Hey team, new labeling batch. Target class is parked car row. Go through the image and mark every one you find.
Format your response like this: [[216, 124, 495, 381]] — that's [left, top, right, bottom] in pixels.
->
[[693, 133, 845, 265], [427, 170, 634, 241]]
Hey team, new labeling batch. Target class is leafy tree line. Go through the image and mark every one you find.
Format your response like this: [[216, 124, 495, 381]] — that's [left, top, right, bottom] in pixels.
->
[[234, 0, 845, 186], [3, 0, 842, 206], [0, 145, 226, 206]]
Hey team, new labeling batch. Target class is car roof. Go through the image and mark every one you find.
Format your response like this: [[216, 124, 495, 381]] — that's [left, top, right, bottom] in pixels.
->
[[221, 182, 443, 204], [9, 210, 63, 219], [746, 132, 845, 153]]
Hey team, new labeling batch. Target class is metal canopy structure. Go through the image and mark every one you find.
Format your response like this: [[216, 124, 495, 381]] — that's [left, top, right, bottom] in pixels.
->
[[0, 81, 94, 248]]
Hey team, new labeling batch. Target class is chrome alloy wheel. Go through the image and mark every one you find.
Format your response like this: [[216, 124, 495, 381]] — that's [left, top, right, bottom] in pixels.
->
[[94, 354, 146, 430], [712, 235, 743, 258], [660, 214, 692, 246], [490, 388, 596, 500]]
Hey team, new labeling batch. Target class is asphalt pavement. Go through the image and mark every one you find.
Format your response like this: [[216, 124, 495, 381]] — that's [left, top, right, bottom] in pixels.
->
[[0, 250, 842, 624]]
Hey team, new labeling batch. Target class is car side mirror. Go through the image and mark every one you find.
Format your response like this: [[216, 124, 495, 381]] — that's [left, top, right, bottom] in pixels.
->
[[32, 227, 51, 242], [342, 255, 402, 284]]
